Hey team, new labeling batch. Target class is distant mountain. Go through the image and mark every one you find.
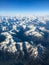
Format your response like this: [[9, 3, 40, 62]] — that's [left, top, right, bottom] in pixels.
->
[[0, 16, 49, 65]]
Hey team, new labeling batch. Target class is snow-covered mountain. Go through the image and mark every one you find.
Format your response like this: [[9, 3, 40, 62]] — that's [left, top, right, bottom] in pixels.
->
[[0, 15, 49, 65]]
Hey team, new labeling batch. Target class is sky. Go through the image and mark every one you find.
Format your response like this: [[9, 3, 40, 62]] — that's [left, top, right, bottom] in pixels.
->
[[0, 0, 49, 16]]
